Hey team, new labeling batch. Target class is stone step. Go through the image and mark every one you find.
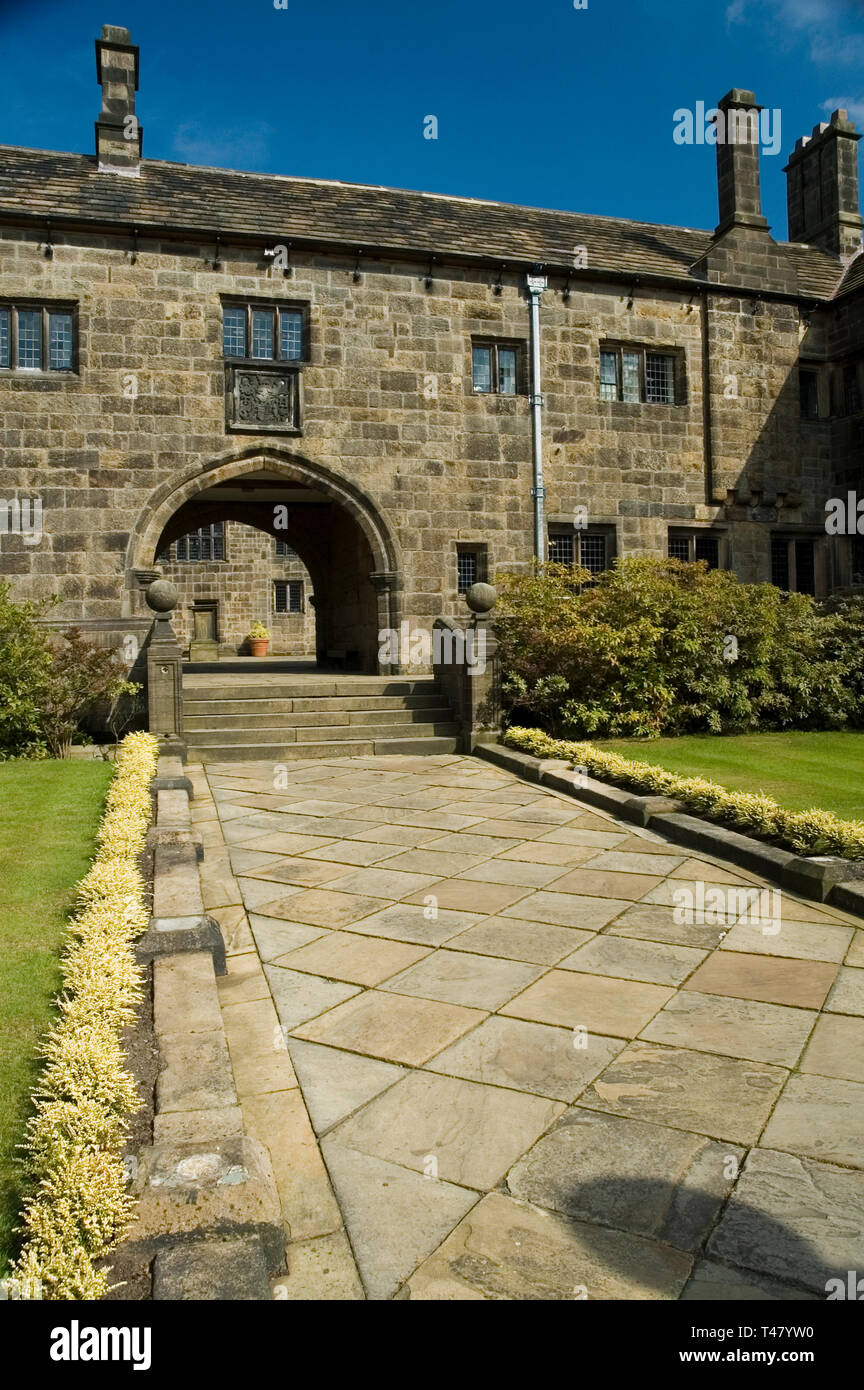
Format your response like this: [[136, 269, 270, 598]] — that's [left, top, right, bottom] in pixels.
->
[[185, 720, 460, 747], [187, 735, 461, 763], [182, 679, 439, 701], [182, 693, 445, 716], [183, 707, 454, 732]]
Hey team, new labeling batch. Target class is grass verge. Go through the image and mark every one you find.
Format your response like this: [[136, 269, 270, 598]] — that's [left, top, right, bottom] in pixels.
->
[[0, 759, 112, 1278]]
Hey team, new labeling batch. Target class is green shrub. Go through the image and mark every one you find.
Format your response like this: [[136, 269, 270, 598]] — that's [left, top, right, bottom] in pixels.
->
[[503, 726, 864, 859], [0, 586, 139, 758], [494, 559, 860, 738]]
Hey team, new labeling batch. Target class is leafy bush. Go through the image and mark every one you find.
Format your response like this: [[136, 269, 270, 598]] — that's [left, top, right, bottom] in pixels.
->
[[10, 732, 158, 1299], [503, 726, 864, 860], [0, 583, 53, 757], [0, 585, 138, 758], [494, 559, 860, 739]]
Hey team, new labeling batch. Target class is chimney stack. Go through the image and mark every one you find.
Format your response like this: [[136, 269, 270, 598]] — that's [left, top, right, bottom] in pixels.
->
[[95, 24, 141, 174], [714, 89, 769, 235], [785, 110, 863, 258]]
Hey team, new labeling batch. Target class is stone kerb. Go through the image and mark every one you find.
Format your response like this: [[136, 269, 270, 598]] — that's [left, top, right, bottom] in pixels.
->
[[125, 751, 286, 1297]]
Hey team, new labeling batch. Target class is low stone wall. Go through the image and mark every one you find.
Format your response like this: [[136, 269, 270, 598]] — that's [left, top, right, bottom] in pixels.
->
[[124, 752, 287, 1298]]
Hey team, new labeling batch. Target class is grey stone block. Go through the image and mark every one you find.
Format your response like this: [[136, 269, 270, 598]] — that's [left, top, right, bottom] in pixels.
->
[[153, 1234, 273, 1300], [136, 914, 227, 975]]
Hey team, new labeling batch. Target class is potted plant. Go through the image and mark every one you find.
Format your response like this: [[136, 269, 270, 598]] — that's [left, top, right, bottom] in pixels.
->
[[248, 621, 271, 657]]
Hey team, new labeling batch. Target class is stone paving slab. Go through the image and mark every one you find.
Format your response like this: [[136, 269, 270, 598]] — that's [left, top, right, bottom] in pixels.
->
[[202, 754, 864, 1301]]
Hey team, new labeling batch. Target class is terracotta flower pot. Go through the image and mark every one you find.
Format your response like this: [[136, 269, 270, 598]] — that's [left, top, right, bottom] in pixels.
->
[[249, 638, 270, 657]]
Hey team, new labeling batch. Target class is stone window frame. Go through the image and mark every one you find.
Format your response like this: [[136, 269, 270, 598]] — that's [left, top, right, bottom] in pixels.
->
[[273, 579, 304, 615], [0, 299, 79, 376], [455, 543, 488, 594], [598, 340, 686, 406], [546, 521, 617, 576], [667, 526, 729, 570], [470, 338, 527, 396], [770, 531, 821, 596], [220, 296, 311, 365]]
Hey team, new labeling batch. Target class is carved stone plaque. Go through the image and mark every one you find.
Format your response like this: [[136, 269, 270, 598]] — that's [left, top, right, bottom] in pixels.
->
[[226, 365, 300, 433]]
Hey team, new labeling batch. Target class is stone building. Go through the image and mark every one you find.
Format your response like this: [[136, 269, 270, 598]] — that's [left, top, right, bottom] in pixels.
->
[[1, 24, 863, 679]]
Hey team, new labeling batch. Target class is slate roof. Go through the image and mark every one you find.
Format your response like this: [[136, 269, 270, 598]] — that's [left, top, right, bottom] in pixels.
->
[[0, 145, 846, 300]]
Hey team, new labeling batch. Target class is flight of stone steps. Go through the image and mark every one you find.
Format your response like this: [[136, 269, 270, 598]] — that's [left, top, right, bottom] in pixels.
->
[[182, 664, 461, 762]]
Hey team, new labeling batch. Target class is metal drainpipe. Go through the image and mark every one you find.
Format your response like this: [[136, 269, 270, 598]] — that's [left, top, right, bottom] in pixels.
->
[[526, 270, 548, 561]]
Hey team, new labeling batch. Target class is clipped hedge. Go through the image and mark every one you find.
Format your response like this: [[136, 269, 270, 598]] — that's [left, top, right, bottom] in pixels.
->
[[10, 731, 158, 1299], [503, 726, 864, 861]]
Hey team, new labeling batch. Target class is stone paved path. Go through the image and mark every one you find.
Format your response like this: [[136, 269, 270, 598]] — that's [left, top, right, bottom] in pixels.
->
[[188, 753, 864, 1301]]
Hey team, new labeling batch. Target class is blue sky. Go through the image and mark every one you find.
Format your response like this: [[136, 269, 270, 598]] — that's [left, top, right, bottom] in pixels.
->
[[0, 0, 862, 238]]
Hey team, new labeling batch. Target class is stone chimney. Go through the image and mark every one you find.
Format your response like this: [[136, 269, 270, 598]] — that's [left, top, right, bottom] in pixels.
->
[[714, 89, 769, 235], [785, 109, 863, 258], [94, 24, 141, 173]]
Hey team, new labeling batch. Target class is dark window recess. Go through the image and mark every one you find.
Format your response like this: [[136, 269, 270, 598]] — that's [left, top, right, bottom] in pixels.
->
[[548, 531, 608, 574], [275, 539, 297, 559], [844, 364, 862, 417], [274, 579, 303, 614], [548, 532, 575, 566], [472, 341, 522, 395], [600, 345, 679, 404], [771, 535, 816, 594], [669, 531, 722, 569], [852, 537, 864, 585], [174, 523, 225, 562], [0, 303, 76, 372], [456, 546, 488, 593], [771, 537, 790, 590], [799, 369, 820, 419], [222, 302, 307, 362], [795, 539, 815, 596]]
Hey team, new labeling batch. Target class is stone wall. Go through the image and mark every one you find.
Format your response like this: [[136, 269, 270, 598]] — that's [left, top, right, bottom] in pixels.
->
[[0, 222, 859, 648], [158, 522, 315, 656]]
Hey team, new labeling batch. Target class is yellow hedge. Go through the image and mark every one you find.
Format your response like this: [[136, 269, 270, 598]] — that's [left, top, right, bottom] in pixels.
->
[[10, 730, 158, 1299], [502, 727, 864, 861]]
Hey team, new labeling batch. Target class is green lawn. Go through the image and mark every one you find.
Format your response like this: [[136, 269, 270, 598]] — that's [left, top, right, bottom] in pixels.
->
[[0, 759, 111, 1276], [594, 731, 864, 822]]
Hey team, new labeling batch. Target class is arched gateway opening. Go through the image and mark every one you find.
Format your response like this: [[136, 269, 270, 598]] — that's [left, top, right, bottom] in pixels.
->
[[130, 453, 401, 673]]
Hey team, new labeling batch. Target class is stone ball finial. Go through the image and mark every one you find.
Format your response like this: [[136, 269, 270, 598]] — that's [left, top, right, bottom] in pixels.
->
[[465, 582, 496, 615], [145, 578, 179, 614]]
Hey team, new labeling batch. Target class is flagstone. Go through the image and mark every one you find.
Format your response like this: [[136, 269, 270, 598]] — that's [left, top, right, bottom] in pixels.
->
[[681, 1260, 817, 1301], [548, 867, 664, 900], [249, 915, 329, 960], [497, 841, 598, 867], [559, 935, 707, 986], [684, 951, 838, 1010], [299, 840, 403, 867], [405, 879, 532, 914], [581, 849, 687, 876], [275, 930, 430, 987], [285, 1039, 405, 1133], [381, 949, 543, 1011], [799, 1013, 864, 1083], [824, 965, 864, 1016], [426, 1015, 624, 1101], [323, 866, 441, 900], [501, 970, 673, 1037], [707, 1148, 864, 1293], [507, 1108, 742, 1251], [760, 1073, 864, 1167], [581, 1041, 788, 1144], [404, 1191, 692, 1300], [347, 903, 482, 947], [320, 1141, 479, 1300], [455, 859, 570, 889], [606, 903, 729, 949], [502, 891, 632, 930], [331, 1070, 562, 1189], [452, 917, 594, 965], [247, 856, 355, 886], [275, 887, 390, 928], [264, 965, 361, 1030], [292, 989, 486, 1066], [640, 991, 816, 1067], [719, 916, 853, 962]]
